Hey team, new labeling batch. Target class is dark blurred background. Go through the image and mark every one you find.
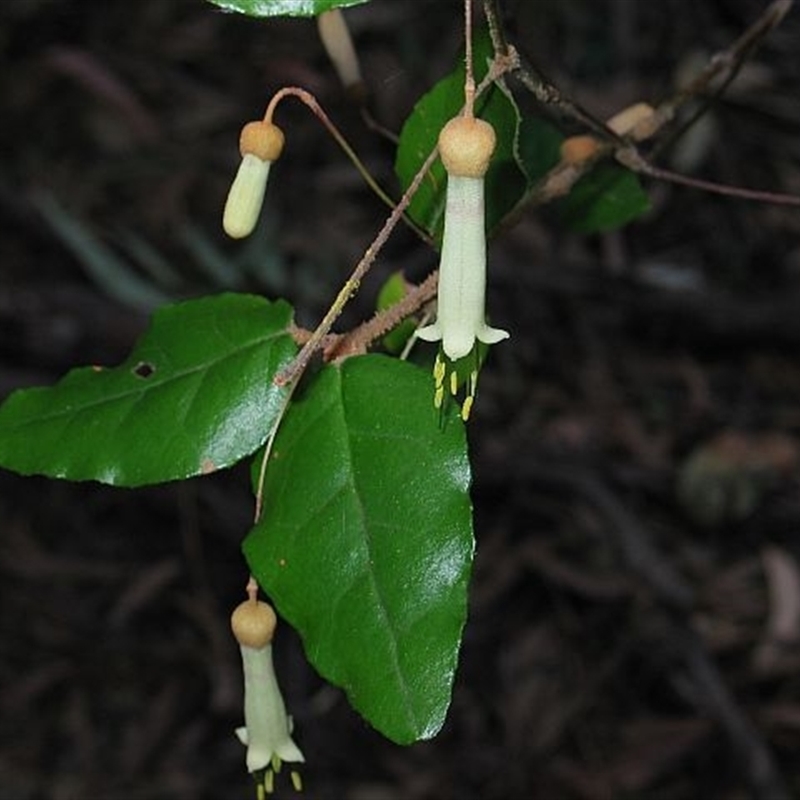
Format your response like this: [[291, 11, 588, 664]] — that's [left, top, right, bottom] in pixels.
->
[[2, 1, 800, 798]]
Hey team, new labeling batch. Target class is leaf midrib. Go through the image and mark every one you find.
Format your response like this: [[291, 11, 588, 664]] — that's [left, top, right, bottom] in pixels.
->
[[2, 329, 291, 429], [336, 365, 421, 735]]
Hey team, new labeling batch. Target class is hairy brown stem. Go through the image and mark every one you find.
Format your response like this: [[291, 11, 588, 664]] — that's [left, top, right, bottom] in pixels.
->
[[618, 149, 800, 207], [482, 0, 510, 58], [652, 0, 793, 158], [263, 86, 428, 239], [327, 271, 439, 360], [273, 144, 441, 387]]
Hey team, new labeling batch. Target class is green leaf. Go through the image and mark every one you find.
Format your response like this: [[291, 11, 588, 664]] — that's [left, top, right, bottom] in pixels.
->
[[245, 355, 474, 744], [558, 162, 651, 233], [394, 29, 526, 242], [394, 28, 649, 240], [0, 294, 297, 486], [514, 113, 650, 233], [514, 113, 563, 186], [376, 271, 416, 354], [206, 0, 370, 16]]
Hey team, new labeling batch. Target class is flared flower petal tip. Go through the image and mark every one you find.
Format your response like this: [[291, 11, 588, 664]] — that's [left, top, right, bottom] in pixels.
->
[[415, 322, 442, 343], [438, 322, 509, 363], [276, 735, 306, 764], [477, 324, 509, 346]]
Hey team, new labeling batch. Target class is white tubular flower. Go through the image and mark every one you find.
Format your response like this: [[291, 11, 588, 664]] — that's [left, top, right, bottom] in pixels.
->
[[231, 597, 304, 794], [223, 120, 285, 240], [416, 172, 508, 360], [417, 115, 508, 419], [317, 9, 363, 96]]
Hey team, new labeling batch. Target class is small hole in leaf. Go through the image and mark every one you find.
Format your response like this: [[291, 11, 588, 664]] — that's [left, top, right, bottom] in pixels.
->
[[133, 362, 155, 379]]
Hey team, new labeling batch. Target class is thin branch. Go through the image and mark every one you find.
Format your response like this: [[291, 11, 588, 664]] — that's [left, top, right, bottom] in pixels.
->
[[482, 0, 510, 58], [653, 0, 794, 157], [508, 0, 793, 153], [253, 384, 297, 523], [618, 149, 800, 207], [327, 271, 439, 360], [464, 0, 476, 115], [263, 86, 428, 240], [507, 40, 626, 144], [504, 0, 799, 213], [273, 144, 440, 388]]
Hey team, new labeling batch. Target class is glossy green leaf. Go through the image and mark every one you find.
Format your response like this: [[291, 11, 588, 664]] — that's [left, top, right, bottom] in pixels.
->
[[0, 294, 297, 486], [558, 162, 651, 233], [206, 0, 369, 17], [394, 30, 526, 242], [245, 355, 474, 744]]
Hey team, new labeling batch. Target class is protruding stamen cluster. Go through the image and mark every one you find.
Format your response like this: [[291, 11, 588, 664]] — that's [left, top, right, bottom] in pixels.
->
[[433, 352, 479, 422]]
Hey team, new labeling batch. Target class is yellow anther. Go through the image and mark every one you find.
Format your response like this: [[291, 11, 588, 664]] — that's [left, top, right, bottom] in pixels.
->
[[433, 354, 446, 388], [265, 770, 275, 794], [434, 385, 445, 409], [461, 395, 474, 421], [290, 771, 303, 792], [450, 370, 458, 396], [257, 782, 266, 800]]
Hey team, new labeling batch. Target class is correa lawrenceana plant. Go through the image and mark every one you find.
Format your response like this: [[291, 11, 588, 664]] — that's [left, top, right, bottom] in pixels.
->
[[0, 0, 795, 793]]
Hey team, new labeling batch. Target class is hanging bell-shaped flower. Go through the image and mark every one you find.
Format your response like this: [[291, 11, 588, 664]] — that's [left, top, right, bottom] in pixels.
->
[[417, 115, 508, 419], [223, 120, 285, 239], [231, 596, 304, 795]]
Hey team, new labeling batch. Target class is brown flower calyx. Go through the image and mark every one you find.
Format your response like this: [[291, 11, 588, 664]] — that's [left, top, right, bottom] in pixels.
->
[[438, 115, 496, 178], [240, 120, 285, 162], [559, 134, 602, 165], [231, 598, 277, 649]]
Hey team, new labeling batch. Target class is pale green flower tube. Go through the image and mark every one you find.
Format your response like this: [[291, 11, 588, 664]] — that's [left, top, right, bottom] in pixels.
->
[[223, 154, 272, 240], [231, 596, 303, 794], [236, 641, 305, 774], [417, 174, 508, 361]]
